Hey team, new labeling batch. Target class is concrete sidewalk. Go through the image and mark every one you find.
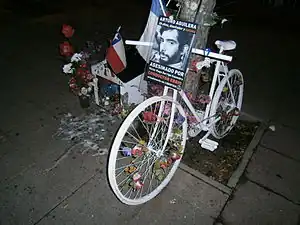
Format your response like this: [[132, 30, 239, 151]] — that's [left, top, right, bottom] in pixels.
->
[[219, 124, 300, 225], [0, 101, 229, 225], [1, 115, 300, 225]]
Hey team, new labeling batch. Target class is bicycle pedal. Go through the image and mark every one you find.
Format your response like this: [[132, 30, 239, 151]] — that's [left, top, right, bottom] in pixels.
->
[[199, 138, 218, 152]]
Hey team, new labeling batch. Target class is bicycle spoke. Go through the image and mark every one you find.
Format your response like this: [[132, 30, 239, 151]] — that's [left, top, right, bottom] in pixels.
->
[[116, 156, 133, 161], [126, 130, 140, 143], [147, 170, 155, 195], [124, 187, 132, 197], [121, 140, 137, 146], [226, 79, 237, 106], [133, 155, 155, 199], [137, 115, 151, 137], [115, 158, 145, 178], [151, 122, 166, 145], [115, 153, 146, 173], [117, 154, 156, 187], [138, 156, 158, 198], [151, 122, 169, 151], [130, 123, 142, 141]]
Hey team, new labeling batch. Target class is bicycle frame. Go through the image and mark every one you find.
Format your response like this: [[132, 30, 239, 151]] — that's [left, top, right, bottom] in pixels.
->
[[129, 41, 232, 150], [159, 48, 230, 127]]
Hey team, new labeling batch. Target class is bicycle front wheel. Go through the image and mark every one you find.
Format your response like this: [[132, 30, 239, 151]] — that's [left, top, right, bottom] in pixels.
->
[[108, 96, 187, 205]]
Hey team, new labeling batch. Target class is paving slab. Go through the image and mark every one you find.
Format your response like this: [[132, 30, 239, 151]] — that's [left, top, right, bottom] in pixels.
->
[[36, 168, 228, 225], [261, 124, 300, 161], [0, 146, 106, 225], [37, 172, 143, 225], [221, 181, 300, 225], [0, 125, 63, 184], [0, 83, 83, 183], [128, 195, 215, 225], [128, 169, 228, 225], [246, 146, 300, 204]]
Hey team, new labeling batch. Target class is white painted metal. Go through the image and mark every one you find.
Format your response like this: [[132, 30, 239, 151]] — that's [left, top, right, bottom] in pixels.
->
[[149, 86, 169, 144], [215, 40, 236, 51], [162, 88, 178, 151], [203, 60, 223, 125], [92, 78, 100, 105], [191, 48, 232, 62], [125, 40, 153, 46], [158, 0, 167, 16]]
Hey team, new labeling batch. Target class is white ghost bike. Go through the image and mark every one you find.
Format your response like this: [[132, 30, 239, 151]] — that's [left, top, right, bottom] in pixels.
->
[[108, 39, 244, 205]]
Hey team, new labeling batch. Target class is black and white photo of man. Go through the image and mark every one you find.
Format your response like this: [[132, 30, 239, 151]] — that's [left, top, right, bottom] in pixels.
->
[[150, 25, 193, 71]]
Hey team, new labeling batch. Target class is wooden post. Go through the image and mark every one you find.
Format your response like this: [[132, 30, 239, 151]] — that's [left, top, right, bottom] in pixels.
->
[[178, 0, 216, 97]]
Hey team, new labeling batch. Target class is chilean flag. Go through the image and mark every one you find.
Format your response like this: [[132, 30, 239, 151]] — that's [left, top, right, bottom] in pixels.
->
[[136, 0, 169, 62], [106, 31, 127, 74]]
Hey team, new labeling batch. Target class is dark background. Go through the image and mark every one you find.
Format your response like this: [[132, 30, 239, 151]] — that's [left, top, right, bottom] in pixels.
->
[[0, 0, 299, 125]]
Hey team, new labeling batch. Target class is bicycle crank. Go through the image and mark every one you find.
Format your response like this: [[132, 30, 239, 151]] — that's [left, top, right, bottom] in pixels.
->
[[188, 124, 202, 137]]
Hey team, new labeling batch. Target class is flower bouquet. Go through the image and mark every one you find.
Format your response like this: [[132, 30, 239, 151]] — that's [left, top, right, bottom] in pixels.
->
[[59, 24, 103, 108]]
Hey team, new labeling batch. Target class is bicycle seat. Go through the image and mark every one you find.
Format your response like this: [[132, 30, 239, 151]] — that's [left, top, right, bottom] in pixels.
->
[[215, 40, 236, 51]]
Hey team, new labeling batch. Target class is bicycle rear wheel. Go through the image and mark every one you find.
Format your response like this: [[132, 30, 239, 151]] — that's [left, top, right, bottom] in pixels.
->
[[209, 69, 244, 139], [108, 96, 187, 205]]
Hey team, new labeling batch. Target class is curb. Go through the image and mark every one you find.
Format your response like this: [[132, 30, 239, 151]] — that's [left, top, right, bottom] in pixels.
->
[[180, 115, 268, 194], [227, 122, 267, 188], [179, 163, 232, 195]]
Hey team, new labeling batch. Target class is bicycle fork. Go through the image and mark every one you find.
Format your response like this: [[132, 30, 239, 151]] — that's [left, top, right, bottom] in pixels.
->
[[148, 86, 177, 156]]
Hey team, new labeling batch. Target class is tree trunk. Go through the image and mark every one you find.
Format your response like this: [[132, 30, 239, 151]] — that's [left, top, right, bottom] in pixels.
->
[[179, 0, 216, 97]]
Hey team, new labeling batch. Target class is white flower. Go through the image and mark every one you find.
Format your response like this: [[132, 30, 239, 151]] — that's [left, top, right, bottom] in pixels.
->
[[63, 63, 74, 74], [71, 53, 83, 63], [81, 87, 88, 95]]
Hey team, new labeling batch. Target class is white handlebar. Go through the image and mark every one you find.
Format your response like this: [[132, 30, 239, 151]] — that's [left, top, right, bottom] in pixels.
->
[[126, 40, 153, 47], [125, 40, 232, 62], [191, 48, 232, 62]]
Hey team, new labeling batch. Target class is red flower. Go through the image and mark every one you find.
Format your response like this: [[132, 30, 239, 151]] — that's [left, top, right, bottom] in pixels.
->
[[76, 68, 93, 83], [61, 24, 75, 38], [191, 59, 199, 72], [69, 77, 77, 88], [68, 77, 79, 95], [143, 111, 157, 123], [160, 163, 167, 169], [60, 41, 74, 57], [131, 147, 143, 157], [85, 72, 93, 82], [171, 152, 181, 161], [76, 68, 87, 78], [80, 63, 87, 68]]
